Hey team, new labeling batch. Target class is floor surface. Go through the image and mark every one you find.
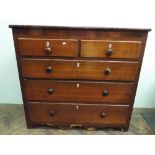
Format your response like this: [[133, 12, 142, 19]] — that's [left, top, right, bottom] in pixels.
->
[[142, 113, 155, 132]]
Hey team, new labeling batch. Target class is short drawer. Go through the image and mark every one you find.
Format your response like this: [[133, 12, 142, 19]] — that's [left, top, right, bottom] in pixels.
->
[[18, 38, 78, 57], [24, 80, 134, 104], [27, 103, 129, 125], [21, 59, 138, 81], [81, 40, 141, 59]]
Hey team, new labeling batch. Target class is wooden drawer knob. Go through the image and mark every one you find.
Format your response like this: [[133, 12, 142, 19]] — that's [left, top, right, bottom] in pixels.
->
[[45, 47, 52, 54], [48, 88, 54, 94], [49, 110, 55, 116], [46, 66, 52, 73], [45, 41, 52, 54], [106, 49, 112, 56], [104, 68, 111, 75], [102, 90, 109, 96], [100, 112, 107, 118]]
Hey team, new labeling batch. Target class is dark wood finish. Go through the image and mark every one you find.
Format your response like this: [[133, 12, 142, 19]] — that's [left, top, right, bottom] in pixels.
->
[[9, 25, 150, 130], [24, 80, 134, 104], [81, 40, 141, 59], [18, 38, 78, 57], [9, 26, 149, 42], [21, 59, 138, 81], [9, 25, 151, 32], [27, 103, 129, 125]]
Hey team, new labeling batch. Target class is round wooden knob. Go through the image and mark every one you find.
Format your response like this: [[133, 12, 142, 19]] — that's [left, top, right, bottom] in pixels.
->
[[106, 49, 112, 56], [48, 88, 54, 94], [102, 90, 109, 96], [104, 68, 111, 75], [49, 110, 55, 116], [45, 47, 52, 54], [100, 112, 107, 118], [46, 66, 52, 73]]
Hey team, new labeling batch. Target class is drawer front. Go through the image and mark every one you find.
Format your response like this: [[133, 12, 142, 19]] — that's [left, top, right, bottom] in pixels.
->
[[81, 40, 141, 59], [18, 38, 78, 57], [24, 80, 134, 104], [21, 59, 138, 81], [27, 103, 129, 125]]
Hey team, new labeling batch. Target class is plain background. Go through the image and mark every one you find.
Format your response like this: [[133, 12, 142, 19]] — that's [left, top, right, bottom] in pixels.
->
[[0, 0, 155, 108]]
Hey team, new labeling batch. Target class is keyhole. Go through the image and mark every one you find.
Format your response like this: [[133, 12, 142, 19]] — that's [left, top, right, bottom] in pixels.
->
[[77, 62, 80, 68], [76, 83, 80, 88], [62, 42, 66, 45], [76, 105, 79, 110]]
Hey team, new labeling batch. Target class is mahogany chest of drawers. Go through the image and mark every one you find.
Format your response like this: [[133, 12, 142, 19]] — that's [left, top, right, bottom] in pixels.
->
[[9, 25, 151, 131]]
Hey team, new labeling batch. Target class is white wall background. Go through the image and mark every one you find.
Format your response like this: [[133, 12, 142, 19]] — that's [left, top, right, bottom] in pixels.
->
[[0, 0, 155, 107]]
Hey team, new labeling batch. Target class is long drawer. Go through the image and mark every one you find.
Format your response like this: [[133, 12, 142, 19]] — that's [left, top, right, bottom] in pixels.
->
[[21, 59, 138, 81], [81, 40, 141, 59], [24, 80, 134, 103], [18, 38, 78, 57], [27, 103, 129, 125]]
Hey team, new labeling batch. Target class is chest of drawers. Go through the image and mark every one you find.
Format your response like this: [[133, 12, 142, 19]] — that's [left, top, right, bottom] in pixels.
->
[[9, 25, 151, 131]]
